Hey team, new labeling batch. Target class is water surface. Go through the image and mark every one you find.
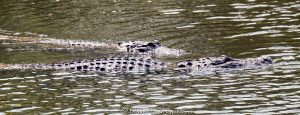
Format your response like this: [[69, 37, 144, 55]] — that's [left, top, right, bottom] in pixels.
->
[[1, 0, 300, 114]]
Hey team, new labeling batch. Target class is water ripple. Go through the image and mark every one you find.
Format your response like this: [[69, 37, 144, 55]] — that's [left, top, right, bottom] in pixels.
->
[[1, 0, 300, 114]]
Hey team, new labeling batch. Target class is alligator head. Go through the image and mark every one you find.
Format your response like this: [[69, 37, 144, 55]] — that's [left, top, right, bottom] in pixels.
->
[[117, 40, 186, 57], [217, 56, 272, 68], [175, 55, 272, 71]]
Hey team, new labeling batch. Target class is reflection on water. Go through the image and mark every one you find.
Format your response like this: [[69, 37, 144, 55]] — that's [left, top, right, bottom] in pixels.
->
[[1, 69, 300, 114], [1, 0, 300, 114]]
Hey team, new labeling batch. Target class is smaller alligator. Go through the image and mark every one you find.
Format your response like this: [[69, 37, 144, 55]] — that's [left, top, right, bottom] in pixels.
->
[[38, 38, 187, 57], [0, 55, 272, 75], [1, 36, 187, 57]]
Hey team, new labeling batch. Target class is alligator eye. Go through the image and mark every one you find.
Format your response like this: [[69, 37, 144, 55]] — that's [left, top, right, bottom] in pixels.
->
[[147, 43, 156, 48], [224, 57, 234, 62]]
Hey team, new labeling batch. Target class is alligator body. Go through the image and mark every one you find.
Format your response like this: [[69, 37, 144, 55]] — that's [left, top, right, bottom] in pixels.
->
[[39, 38, 187, 57], [17, 57, 167, 74], [2, 55, 272, 75], [1, 36, 186, 57]]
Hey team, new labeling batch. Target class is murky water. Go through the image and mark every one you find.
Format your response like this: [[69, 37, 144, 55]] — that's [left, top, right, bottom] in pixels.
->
[[1, 0, 300, 114]]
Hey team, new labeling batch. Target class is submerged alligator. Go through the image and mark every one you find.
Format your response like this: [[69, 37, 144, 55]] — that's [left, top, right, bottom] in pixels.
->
[[0, 36, 272, 75]]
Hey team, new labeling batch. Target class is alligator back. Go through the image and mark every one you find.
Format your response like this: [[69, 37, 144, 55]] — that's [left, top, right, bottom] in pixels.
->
[[19, 57, 167, 74]]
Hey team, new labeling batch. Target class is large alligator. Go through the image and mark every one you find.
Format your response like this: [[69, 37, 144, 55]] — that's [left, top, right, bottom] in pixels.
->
[[0, 55, 272, 75], [0, 36, 272, 75]]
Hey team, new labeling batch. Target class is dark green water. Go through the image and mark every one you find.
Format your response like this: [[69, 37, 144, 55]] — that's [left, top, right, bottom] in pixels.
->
[[1, 0, 300, 114]]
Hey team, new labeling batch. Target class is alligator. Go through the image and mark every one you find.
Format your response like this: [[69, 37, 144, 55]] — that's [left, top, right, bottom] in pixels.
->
[[0, 55, 272, 75], [24, 37, 187, 57], [1, 35, 186, 57]]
